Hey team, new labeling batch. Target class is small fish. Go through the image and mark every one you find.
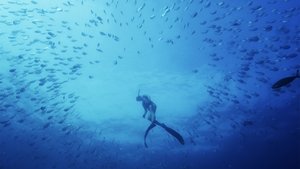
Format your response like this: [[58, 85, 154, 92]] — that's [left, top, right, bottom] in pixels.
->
[[248, 36, 259, 42], [192, 12, 198, 18], [280, 45, 290, 50], [264, 25, 272, 32], [242, 120, 253, 127], [150, 15, 156, 19], [272, 70, 299, 89], [286, 53, 297, 58], [48, 32, 55, 37], [43, 122, 51, 129], [137, 3, 145, 12], [162, 7, 170, 17]]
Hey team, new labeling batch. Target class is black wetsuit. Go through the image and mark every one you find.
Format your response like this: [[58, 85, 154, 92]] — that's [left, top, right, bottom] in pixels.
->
[[141, 96, 156, 122]]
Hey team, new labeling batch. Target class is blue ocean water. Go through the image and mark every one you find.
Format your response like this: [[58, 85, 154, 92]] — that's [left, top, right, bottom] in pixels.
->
[[0, 0, 299, 169]]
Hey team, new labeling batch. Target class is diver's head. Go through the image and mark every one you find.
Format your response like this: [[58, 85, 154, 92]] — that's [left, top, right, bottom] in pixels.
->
[[136, 96, 142, 101]]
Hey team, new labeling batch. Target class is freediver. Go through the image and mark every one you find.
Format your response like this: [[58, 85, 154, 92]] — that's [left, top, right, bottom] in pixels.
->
[[136, 94, 157, 123], [136, 90, 184, 148]]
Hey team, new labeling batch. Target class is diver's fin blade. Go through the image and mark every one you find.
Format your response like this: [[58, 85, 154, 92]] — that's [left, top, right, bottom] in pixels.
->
[[154, 121, 185, 145], [144, 123, 156, 148], [163, 125, 185, 145]]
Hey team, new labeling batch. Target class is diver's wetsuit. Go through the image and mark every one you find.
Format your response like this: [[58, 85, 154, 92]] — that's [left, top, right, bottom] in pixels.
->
[[140, 95, 156, 123]]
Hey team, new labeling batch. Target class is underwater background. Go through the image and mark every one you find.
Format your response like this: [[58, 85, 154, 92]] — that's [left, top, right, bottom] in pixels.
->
[[0, 0, 299, 169]]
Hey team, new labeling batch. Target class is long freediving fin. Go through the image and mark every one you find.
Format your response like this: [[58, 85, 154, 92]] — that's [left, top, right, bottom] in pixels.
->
[[143, 120, 185, 147], [154, 120, 185, 145], [144, 123, 156, 148]]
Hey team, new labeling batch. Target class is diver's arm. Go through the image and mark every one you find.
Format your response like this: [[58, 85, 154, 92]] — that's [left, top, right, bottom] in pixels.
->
[[142, 105, 148, 118]]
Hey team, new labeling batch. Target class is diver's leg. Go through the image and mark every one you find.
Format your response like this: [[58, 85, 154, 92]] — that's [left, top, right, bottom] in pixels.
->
[[151, 111, 155, 123]]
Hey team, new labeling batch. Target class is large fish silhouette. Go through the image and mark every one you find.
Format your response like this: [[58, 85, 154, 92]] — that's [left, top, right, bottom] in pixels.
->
[[272, 70, 299, 89]]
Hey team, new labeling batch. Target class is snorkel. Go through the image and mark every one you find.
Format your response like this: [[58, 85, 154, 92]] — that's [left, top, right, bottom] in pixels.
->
[[136, 89, 142, 101]]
